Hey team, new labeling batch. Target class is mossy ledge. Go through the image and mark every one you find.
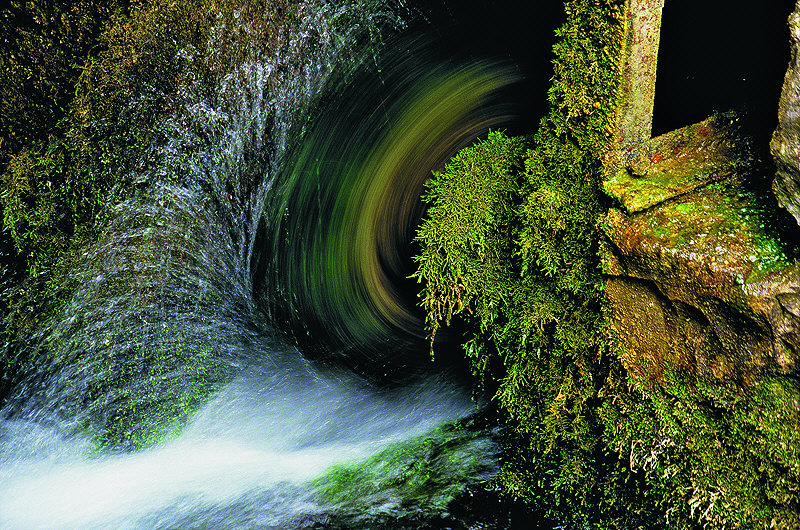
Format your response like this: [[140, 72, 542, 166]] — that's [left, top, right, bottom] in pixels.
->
[[602, 112, 800, 528], [413, 0, 800, 527]]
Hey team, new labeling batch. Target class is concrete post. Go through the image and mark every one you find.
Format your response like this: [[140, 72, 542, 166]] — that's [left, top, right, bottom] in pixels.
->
[[614, 0, 665, 149]]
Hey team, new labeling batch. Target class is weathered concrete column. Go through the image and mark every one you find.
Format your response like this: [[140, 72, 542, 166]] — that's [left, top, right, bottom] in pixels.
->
[[613, 0, 665, 149]]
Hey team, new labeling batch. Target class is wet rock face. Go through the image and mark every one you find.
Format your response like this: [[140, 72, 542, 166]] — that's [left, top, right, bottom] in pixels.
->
[[771, 0, 800, 226], [605, 209, 800, 385], [604, 118, 800, 387]]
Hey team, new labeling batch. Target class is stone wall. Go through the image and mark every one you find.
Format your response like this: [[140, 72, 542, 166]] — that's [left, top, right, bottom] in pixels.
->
[[603, 117, 799, 387], [603, 0, 800, 389], [771, 0, 800, 226]]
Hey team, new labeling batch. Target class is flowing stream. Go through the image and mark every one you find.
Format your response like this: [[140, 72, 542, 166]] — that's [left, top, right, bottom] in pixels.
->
[[0, 1, 554, 527], [1, 355, 489, 528]]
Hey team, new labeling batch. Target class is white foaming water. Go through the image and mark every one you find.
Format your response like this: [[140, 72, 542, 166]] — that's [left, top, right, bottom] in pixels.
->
[[0, 354, 475, 529]]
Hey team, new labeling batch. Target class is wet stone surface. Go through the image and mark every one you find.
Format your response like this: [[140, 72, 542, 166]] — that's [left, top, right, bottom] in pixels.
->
[[771, 0, 800, 226], [605, 115, 746, 213], [603, 116, 800, 387]]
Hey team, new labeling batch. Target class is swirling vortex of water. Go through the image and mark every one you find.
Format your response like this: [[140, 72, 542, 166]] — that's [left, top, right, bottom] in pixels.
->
[[0, 1, 527, 527]]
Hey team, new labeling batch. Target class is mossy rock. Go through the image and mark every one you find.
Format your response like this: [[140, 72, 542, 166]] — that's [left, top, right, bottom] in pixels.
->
[[604, 113, 750, 213], [310, 414, 500, 527]]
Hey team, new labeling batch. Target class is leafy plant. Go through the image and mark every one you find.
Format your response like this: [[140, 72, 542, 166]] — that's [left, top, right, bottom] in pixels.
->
[[412, 1, 659, 526]]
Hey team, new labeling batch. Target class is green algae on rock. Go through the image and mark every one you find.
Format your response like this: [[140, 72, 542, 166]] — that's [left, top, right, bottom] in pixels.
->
[[602, 115, 799, 385], [310, 415, 500, 528], [604, 114, 749, 213], [602, 76, 800, 530]]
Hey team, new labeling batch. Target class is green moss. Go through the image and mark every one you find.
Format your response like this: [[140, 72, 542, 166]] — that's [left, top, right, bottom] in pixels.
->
[[603, 114, 749, 213], [413, 1, 800, 528], [605, 363, 800, 528], [1, 0, 311, 451], [311, 417, 497, 519], [412, 130, 528, 358], [413, 1, 636, 525], [87, 327, 224, 452]]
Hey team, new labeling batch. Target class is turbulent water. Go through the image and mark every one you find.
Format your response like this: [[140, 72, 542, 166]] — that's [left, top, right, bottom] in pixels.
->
[[1, 355, 487, 528], [0, 0, 538, 527]]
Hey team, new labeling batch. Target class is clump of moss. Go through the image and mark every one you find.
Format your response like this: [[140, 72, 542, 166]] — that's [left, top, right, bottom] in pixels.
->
[[413, 130, 527, 363], [601, 363, 800, 528], [311, 415, 498, 527], [413, 1, 642, 525]]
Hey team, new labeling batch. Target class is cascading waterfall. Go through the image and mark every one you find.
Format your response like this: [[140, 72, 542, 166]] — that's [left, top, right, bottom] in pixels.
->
[[0, 0, 538, 527]]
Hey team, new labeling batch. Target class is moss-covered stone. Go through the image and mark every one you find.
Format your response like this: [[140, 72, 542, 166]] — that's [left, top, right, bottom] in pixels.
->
[[603, 117, 799, 386], [602, 82, 800, 530], [416, 0, 800, 527], [605, 115, 749, 213], [413, 1, 644, 526], [310, 415, 499, 527]]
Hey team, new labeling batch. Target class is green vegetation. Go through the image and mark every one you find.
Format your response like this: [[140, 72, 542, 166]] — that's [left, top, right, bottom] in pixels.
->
[[413, 0, 800, 528], [1, 0, 130, 341], [1, 0, 202, 331], [2, 0, 251, 287], [81, 325, 225, 453], [605, 365, 800, 529], [413, 131, 527, 362], [4, 0, 800, 525], [312, 415, 498, 526], [0, 1, 126, 166], [413, 0, 634, 524]]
